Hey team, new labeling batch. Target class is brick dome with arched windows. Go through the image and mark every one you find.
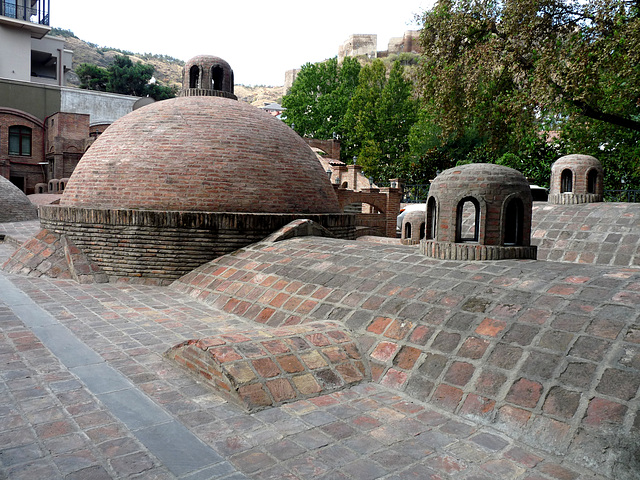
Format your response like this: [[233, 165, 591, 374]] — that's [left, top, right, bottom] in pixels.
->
[[549, 154, 604, 204], [180, 55, 236, 99], [420, 163, 537, 260], [22, 56, 354, 285]]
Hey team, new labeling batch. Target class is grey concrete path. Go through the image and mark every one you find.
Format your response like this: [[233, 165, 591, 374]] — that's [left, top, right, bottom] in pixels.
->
[[0, 239, 611, 479]]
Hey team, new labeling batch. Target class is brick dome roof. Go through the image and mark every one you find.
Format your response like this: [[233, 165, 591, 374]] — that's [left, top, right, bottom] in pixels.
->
[[552, 154, 602, 170], [60, 96, 341, 214], [0, 176, 37, 222], [430, 163, 530, 193]]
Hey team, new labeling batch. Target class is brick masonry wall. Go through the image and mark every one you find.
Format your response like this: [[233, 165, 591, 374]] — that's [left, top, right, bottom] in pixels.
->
[[428, 164, 533, 247], [172, 226, 640, 477], [549, 154, 604, 202], [0, 108, 46, 193], [38, 206, 355, 284]]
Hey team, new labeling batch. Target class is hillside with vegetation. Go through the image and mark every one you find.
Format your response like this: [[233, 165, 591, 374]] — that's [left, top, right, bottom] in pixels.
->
[[50, 28, 284, 106]]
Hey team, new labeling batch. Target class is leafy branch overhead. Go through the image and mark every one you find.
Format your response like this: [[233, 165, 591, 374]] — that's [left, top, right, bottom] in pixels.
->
[[418, 0, 640, 141], [283, 0, 639, 190]]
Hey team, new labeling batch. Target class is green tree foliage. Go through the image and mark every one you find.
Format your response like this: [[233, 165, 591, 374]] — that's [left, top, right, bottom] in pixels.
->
[[282, 57, 361, 139], [75, 55, 176, 100], [76, 63, 109, 91], [343, 60, 418, 181], [414, 0, 640, 189]]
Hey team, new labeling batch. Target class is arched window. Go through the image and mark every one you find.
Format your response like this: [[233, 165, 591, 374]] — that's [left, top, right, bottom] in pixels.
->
[[456, 197, 480, 243], [426, 197, 437, 240], [504, 198, 524, 246], [404, 222, 412, 240], [8, 126, 32, 156], [587, 169, 598, 194], [189, 65, 200, 89], [560, 169, 573, 193], [419, 222, 426, 240], [212, 66, 224, 91]]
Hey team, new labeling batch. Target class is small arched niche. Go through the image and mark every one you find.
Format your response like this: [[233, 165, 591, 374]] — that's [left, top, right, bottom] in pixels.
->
[[456, 197, 480, 243], [560, 169, 573, 193]]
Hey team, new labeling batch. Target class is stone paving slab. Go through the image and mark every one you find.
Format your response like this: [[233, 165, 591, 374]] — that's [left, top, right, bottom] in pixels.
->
[[0, 240, 614, 479]]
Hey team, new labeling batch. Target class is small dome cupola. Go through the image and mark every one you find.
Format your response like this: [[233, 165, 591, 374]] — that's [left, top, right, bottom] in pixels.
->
[[421, 163, 537, 260], [549, 154, 604, 204], [180, 55, 236, 100]]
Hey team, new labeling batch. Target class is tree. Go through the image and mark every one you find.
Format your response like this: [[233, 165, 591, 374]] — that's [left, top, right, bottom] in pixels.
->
[[76, 63, 108, 91], [106, 55, 154, 96], [282, 57, 361, 139], [76, 55, 176, 100], [414, 0, 640, 188], [343, 60, 418, 181]]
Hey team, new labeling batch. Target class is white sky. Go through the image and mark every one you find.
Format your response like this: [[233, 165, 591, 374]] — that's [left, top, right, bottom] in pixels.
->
[[52, 1, 433, 86]]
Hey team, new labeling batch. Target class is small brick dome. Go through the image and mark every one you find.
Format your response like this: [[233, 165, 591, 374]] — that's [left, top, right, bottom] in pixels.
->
[[60, 96, 341, 214], [421, 163, 536, 260], [180, 55, 235, 99], [549, 154, 604, 204], [0, 175, 38, 222]]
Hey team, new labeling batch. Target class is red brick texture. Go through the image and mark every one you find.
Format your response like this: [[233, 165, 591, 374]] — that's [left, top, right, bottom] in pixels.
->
[[60, 96, 341, 214], [2, 229, 107, 284], [165, 321, 367, 412], [35, 210, 354, 284], [172, 232, 640, 472]]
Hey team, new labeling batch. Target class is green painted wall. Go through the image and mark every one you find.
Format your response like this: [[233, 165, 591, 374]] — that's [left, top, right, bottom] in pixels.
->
[[0, 79, 61, 121]]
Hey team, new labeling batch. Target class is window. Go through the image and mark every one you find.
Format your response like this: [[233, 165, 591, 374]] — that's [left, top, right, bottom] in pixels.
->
[[189, 65, 200, 89], [456, 197, 480, 242], [560, 169, 573, 193], [9, 126, 32, 156], [419, 222, 425, 240], [212, 66, 224, 90], [426, 197, 437, 239], [3, 0, 17, 18], [404, 222, 412, 239], [504, 198, 524, 246], [587, 169, 598, 194]]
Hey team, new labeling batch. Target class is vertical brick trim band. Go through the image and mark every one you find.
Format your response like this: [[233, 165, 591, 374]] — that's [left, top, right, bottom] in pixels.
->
[[420, 241, 537, 261]]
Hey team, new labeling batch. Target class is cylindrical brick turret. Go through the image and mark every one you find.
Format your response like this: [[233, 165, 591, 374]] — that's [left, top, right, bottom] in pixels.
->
[[420, 163, 536, 260], [549, 154, 604, 204]]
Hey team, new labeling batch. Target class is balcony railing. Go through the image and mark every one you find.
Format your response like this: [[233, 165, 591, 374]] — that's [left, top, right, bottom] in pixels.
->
[[0, 0, 50, 26]]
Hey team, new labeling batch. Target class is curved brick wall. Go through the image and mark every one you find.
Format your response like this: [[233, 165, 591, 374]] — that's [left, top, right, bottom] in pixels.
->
[[38, 206, 355, 284], [172, 229, 640, 477], [0, 175, 38, 223], [60, 96, 341, 214]]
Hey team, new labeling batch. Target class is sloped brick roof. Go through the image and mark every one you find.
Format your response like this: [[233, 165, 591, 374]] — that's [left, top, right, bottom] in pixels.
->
[[60, 96, 341, 214]]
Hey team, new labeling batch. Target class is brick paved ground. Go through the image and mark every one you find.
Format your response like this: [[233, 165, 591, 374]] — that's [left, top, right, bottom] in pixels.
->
[[0, 238, 617, 479]]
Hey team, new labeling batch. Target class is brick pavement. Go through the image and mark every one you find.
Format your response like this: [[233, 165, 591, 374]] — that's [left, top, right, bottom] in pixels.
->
[[0, 239, 618, 479]]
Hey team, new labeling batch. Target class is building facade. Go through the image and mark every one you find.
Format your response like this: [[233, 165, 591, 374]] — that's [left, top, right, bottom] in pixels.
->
[[0, 0, 139, 194]]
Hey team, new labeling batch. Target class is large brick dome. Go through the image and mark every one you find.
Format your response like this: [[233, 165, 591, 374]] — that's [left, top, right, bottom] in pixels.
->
[[60, 96, 341, 214]]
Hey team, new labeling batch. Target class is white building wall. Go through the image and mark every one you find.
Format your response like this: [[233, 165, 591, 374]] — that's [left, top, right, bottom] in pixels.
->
[[0, 26, 31, 81], [61, 88, 139, 125]]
